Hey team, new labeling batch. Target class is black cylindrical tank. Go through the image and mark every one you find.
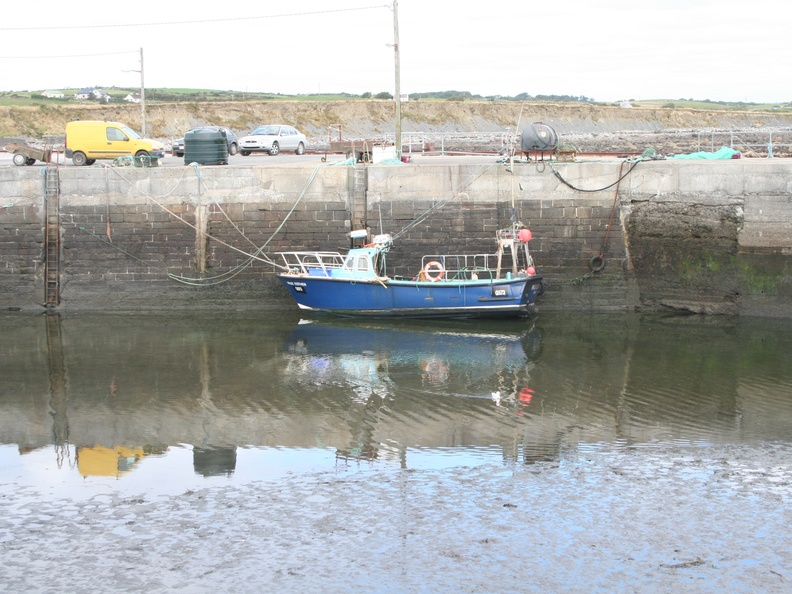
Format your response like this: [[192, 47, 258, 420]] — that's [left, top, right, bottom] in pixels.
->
[[521, 123, 558, 152], [184, 128, 228, 165]]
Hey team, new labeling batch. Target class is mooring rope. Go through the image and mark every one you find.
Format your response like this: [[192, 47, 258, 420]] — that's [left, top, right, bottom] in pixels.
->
[[71, 162, 324, 285], [392, 161, 500, 240]]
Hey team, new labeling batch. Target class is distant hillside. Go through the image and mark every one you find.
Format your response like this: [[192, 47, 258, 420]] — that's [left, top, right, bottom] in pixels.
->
[[3, 100, 792, 156]]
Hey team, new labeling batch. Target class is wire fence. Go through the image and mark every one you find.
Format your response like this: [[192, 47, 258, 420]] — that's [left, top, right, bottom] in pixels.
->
[[380, 129, 792, 158]]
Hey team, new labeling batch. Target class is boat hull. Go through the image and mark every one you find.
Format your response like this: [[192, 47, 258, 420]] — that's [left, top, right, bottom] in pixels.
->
[[277, 274, 543, 318]]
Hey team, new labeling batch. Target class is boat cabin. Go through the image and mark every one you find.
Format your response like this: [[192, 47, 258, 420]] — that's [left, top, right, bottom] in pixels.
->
[[278, 247, 386, 281]]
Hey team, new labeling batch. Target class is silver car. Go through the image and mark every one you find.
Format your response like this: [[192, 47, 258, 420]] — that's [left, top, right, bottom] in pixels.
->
[[239, 124, 306, 156]]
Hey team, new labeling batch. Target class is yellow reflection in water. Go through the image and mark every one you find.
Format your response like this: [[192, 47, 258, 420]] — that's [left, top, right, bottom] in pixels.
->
[[76, 445, 146, 477]]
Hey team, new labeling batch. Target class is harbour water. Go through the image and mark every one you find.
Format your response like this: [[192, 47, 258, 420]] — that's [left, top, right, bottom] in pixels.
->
[[1, 310, 791, 592]]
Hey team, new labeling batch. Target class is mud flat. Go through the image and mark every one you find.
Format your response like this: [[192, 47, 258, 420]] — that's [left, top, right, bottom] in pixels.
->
[[1, 442, 789, 593]]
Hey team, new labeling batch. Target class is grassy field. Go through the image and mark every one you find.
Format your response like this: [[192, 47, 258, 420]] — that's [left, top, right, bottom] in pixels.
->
[[0, 88, 374, 106], [631, 98, 790, 112], [1, 88, 789, 112]]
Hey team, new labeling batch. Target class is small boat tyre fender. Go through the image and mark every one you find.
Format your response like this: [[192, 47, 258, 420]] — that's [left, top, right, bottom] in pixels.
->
[[423, 261, 445, 281], [588, 255, 605, 273]]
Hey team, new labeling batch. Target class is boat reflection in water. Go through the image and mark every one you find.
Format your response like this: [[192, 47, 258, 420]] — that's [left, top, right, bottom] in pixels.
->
[[281, 318, 543, 461], [283, 319, 540, 403], [7, 311, 790, 495]]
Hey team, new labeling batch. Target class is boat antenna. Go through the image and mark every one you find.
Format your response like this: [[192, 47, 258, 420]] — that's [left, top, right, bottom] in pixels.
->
[[509, 102, 526, 228]]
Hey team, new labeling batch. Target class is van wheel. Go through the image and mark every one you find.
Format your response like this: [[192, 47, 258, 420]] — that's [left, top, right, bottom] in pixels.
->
[[86, 159, 96, 166], [135, 150, 150, 158], [72, 152, 87, 166]]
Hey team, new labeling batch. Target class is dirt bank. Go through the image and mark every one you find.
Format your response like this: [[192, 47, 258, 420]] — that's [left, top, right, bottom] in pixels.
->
[[3, 101, 792, 156]]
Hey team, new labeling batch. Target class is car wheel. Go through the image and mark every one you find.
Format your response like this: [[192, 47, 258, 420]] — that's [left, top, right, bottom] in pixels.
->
[[269, 142, 280, 156], [241, 150, 251, 156], [72, 151, 87, 166], [175, 151, 184, 157], [295, 142, 305, 155], [228, 143, 238, 156]]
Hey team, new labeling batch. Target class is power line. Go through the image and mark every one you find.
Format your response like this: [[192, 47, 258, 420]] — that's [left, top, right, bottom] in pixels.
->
[[0, 50, 138, 60], [0, 5, 388, 31]]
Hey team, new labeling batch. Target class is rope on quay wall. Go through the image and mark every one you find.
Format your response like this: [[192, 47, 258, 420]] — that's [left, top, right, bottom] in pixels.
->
[[546, 157, 640, 285], [548, 158, 641, 193], [167, 163, 324, 285], [93, 162, 324, 286], [65, 219, 169, 273], [392, 162, 500, 240]]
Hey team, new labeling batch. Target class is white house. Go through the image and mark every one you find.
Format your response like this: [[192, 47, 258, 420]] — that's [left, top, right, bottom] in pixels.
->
[[75, 87, 111, 102], [42, 90, 65, 99], [124, 92, 141, 103], [92, 88, 110, 102]]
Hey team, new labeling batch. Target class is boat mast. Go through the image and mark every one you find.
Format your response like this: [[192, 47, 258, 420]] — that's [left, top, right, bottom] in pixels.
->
[[392, 0, 402, 161]]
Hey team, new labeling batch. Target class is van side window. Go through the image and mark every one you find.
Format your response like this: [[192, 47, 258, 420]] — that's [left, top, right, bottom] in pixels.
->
[[106, 127, 128, 141]]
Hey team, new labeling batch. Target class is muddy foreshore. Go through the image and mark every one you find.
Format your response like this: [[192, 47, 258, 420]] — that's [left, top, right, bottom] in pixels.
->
[[1, 443, 789, 593]]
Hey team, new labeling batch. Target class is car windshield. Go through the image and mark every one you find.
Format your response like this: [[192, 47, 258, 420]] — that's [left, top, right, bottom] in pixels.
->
[[252, 125, 280, 136], [122, 126, 142, 140]]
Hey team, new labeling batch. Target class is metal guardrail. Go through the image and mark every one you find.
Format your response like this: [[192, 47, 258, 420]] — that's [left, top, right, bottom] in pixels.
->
[[696, 130, 792, 157], [376, 129, 792, 158]]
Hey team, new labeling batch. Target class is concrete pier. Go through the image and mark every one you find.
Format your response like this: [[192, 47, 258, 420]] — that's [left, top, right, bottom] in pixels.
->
[[1, 158, 790, 317]]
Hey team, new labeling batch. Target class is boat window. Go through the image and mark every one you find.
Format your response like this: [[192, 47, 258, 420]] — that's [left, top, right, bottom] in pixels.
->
[[343, 255, 371, 272], [358, 257, 370, 272]]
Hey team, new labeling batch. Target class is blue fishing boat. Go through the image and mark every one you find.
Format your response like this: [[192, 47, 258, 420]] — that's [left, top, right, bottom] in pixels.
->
[[276, 224, 544, 318]]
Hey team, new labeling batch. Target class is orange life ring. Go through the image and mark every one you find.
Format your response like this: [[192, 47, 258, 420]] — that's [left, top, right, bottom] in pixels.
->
[[423, 261, 445, 281]]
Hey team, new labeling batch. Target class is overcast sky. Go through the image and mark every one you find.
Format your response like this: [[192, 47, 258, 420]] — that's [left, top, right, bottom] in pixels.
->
[[1, 0, 789, 103]]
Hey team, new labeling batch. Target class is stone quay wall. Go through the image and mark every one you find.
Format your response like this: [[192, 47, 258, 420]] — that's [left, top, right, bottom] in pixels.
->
[[1, 159, 790, 317]]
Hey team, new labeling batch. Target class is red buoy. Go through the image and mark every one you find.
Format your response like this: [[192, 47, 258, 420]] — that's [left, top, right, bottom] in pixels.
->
[[518, 228, 532, 242]]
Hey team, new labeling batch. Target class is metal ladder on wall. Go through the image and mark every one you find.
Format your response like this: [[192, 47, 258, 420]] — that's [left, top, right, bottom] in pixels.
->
[[350, 165, 368, 233], [44, 165, 60, 307]]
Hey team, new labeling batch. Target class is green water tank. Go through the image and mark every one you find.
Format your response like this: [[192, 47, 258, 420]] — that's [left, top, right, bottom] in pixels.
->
[[184, 127, 228, 165]]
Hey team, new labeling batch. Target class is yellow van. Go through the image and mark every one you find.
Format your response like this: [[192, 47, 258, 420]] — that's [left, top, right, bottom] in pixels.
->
[[65, 120, 165, 166]]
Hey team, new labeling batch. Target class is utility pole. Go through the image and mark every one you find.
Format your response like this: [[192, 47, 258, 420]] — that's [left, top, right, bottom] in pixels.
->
[[393, 0, 401, 160], [139, 47, 146, 137], [124, 48, 146, 136]]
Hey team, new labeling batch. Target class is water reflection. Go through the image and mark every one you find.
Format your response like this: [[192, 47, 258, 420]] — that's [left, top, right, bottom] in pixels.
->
[[283, 319, 540, 404], [1, 311, 791, 493], [282, 319, 542, 461]]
